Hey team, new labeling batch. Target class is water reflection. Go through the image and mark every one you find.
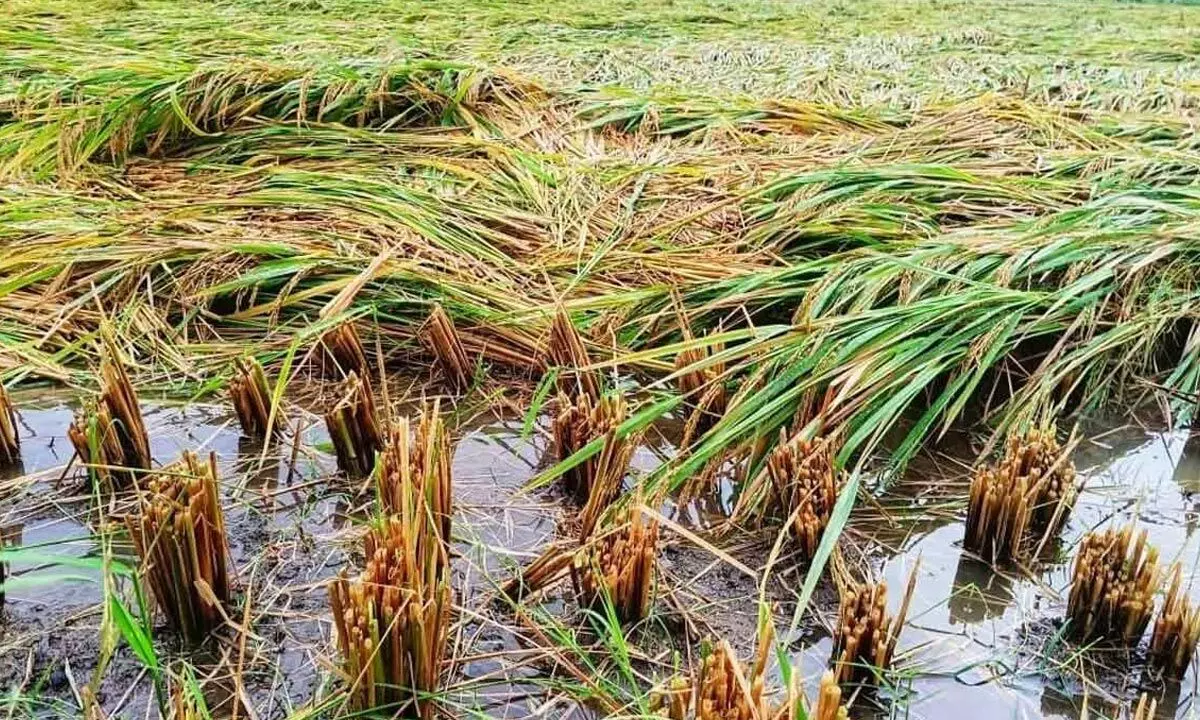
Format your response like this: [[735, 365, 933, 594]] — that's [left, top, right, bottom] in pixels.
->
[[948, 554, 1015, 625]]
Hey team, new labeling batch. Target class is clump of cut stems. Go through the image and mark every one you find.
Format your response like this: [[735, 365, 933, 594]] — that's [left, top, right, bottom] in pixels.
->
[[323, 321, 370, 381], [736, 431, 841, 559], [328, 510, 451, 717], [964, 426, 1077, 563], [552, 391, 632, 510], [229, 357, 278, 439], [1149, 563, 1200, 679], [1132, 694, 1157, 720], [67, 352, 152, 487], [571, 501, 659, 624], [125, 451, 231, 645], [325, 372, 383, 478], [548, 308, 599, 401], [420, 304, 473, 390], [0, 525, 16, 607], [0, 385, 19, 464], [832, 566, 918, 685], [375, 405, 452, 544], [1067, 524, 1160, 645]]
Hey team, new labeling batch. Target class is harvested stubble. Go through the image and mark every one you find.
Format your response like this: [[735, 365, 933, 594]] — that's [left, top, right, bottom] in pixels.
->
[[664, 617, 845, 720], [1132, 694, 1157, 720], [0, 525, 15, 607], [67, 354, 152, 486], [323, 322, 370, 381], [325, 372, 383, 478], [965, 427, 1077, 563], [420, 304, 473, 390], [571, 503, 659, 624], [328, 512, 451, 717], [743, 431, 840, 558], [552, 391, 632, 510], [1149, 563, 1200, 678], [229, 357, 277, 439], [1067, 524, 1160, 645], [125, 451, 231, 645], [0, 385, 18, 464], [832, 567, 917, 685], [375, 406, 452, 544], [548, 308, 599, 401]]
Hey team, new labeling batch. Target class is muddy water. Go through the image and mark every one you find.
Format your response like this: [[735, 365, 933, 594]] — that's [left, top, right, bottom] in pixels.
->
[[1, 391, 1197, 720]]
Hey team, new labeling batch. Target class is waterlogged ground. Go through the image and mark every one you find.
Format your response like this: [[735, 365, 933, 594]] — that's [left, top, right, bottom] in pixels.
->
[[0, 389, 1197, 719]]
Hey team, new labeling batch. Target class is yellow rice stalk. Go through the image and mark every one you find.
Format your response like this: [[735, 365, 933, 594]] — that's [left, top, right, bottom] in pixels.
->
[[0, 525, 16, 607], [419, 304, 473, 390], [1067, 524, 1160, 645], [125, 451, 231, 645], [1149, 563, 1200, 678], [374, 405, 452, 546], [964, 426, 1077, 563], [811, 672, 849, 720], [832, 566, 918, 685], [323, 322, 370, 381], [551, 392, 633, 511], [0, 385, 18, 464], [328, 511, 451, 717], [324, 372, 383, 478], [498, 539, 577, 602], [571, 502, 659, 624], [229, 357, 278, 439], [548, 308, 599, 401], [649, 675, 691, 720], [1132, 694, 1157, 720], [67, 353, 152, 486]]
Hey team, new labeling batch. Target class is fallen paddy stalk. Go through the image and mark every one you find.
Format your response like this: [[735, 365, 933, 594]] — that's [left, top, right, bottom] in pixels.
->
[[324, 372, 383, 478], [675, 330, 726, 446], [964, 426, 1077, 563], [1066, 524, 1159, 645], [832, 564, 918, 685], [125, 451, 231, 645], [419, 304, 473, 390], [1149, 563, 1200, 679], [0, 525, 15, 607], [229, 357, 279, 439], [67, 351, 152, 487]]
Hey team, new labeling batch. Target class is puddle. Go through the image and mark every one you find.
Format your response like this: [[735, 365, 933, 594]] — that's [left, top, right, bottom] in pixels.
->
[[1, 388, 1198, 719]]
